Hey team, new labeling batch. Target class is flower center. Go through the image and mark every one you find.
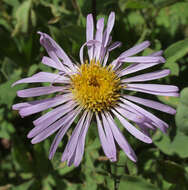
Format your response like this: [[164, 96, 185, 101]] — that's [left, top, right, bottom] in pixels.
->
[[70, 60, 121, 112]]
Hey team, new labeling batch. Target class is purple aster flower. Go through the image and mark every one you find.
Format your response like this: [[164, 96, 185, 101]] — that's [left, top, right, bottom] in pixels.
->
[[12, 12, 179, 166]]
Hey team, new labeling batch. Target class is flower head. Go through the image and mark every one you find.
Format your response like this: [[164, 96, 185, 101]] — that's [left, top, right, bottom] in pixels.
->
[[12, 12, 179, 166]]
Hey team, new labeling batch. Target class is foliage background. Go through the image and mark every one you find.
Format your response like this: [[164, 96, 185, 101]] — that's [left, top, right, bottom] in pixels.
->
[[1, 0, 188, 189]]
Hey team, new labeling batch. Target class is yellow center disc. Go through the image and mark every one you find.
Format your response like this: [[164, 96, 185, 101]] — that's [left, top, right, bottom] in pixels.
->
[[70, 60, 121, 112]]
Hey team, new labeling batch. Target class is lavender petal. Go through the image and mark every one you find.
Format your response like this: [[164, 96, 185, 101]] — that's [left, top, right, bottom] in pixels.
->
[[48, 108, 82, 160], [108, 41, 122, 52], [19, 94, 72, 117], [31, 107, 81, 144], [122, 69, 170, 83], [125, 87, 179, 97], [105, 113, 137, 162], [28, 101, 76, 138], [124, 95, 176, 114], [61, 111, 88, 162], [12, 72, 69, 86], [104, 12, 115, 47], [79, 40, 101, 64], [119, 41, 150, 58], [120, 56, 164, 63], [94, 18, 104, 60], [17, 86, 66, 98], [115, 106, 145, 123], [42, 56, 64, 71], [86, 14, 94, 60], [120, 98, 168, 133], [74, 112, 93, 166], [38, 32, 74, 70], [101, 113, 117, 162], [96, 113, 113, 160], [112, 110, 152, 144]]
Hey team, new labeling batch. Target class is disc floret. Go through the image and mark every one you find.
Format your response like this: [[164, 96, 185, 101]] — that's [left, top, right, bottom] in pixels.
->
[[71, 60, 121, 112]]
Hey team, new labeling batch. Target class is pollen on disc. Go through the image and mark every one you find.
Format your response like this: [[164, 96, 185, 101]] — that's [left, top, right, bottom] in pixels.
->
[[70, 60, 121, 112]]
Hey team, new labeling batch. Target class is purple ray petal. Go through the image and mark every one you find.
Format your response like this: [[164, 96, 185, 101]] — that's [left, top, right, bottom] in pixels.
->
[[125, 87, 179, 97], [67, 150, 77, 167], [124, 95, 176, 114], [103, 51, 109, 66], [108, 41, 122, 52], [118, 62, 160, 77], [144, 122, 157, 130], [33, 100, 75, 126], [101, 113, 117, 162], [61, 111, 88, 162], [74, 112, 93, 166], [86, 14, 94, 60], [28, 101, 76, 138], [17, 86, 66, 98], [19, 94, 72, 117], [94, 18, 104, 60], [96, 113, 114, 161], [104, 12, 115, 47], [104, 112, 137, 162], [115, 106, 145, 123], [38, 32, 74, 70], [48, 108, 82, 160], [119, 41, 150, 58], [127, 84, 178, 92], [12, 99, 45, 110], [42, 56, 64, 71], [125, 83, 179, 96], [137, 123, 150, 136], [150, 50, 163, 56], [49, 124, 72, 160], [112, 110, 152, 144], [120, 98, 168, 133], [31, 107, 81, 144], [120, 56, 164, 63], [118, 103, 146, 119], [115, 51, 165, 75], [122, 69, 170, 83], [80, 40, 101, 64], [12, 72, 69, 86]]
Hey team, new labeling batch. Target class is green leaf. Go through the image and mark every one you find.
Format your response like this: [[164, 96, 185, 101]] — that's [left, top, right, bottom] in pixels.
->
[[105, 176, 114, 190], [126, 158, 138, 176], [33, 143, 53, 176], [119, 0, 149, 11], [51, 152, 76, 175], [0, 69, 24, 108], [3, 0, 20, 7], [1, 57, 16, 79], [42, 174, 55, 190], [153, 130, 188, 158], [158, 160, 188, 185], [0, 121, 15, 139], [157, 96, 179, 108], [12, 0, 32, 36], [30, 9, 37, 27], [0, 18, 12, 32], [175, 88, 188, 135], [27, 64, 39, 77], [164, 39, 188, 75], [82, 177, 98, 190], [11, 136, 33, 172], [156, 3, 188, 36], [164, 62, 179, 76], [118, 175, 159, 190], [12, 179, 34, 190]]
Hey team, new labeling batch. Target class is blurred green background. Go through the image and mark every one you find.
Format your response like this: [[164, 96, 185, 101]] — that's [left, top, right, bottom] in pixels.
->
[[1, 0, 188, 189]]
